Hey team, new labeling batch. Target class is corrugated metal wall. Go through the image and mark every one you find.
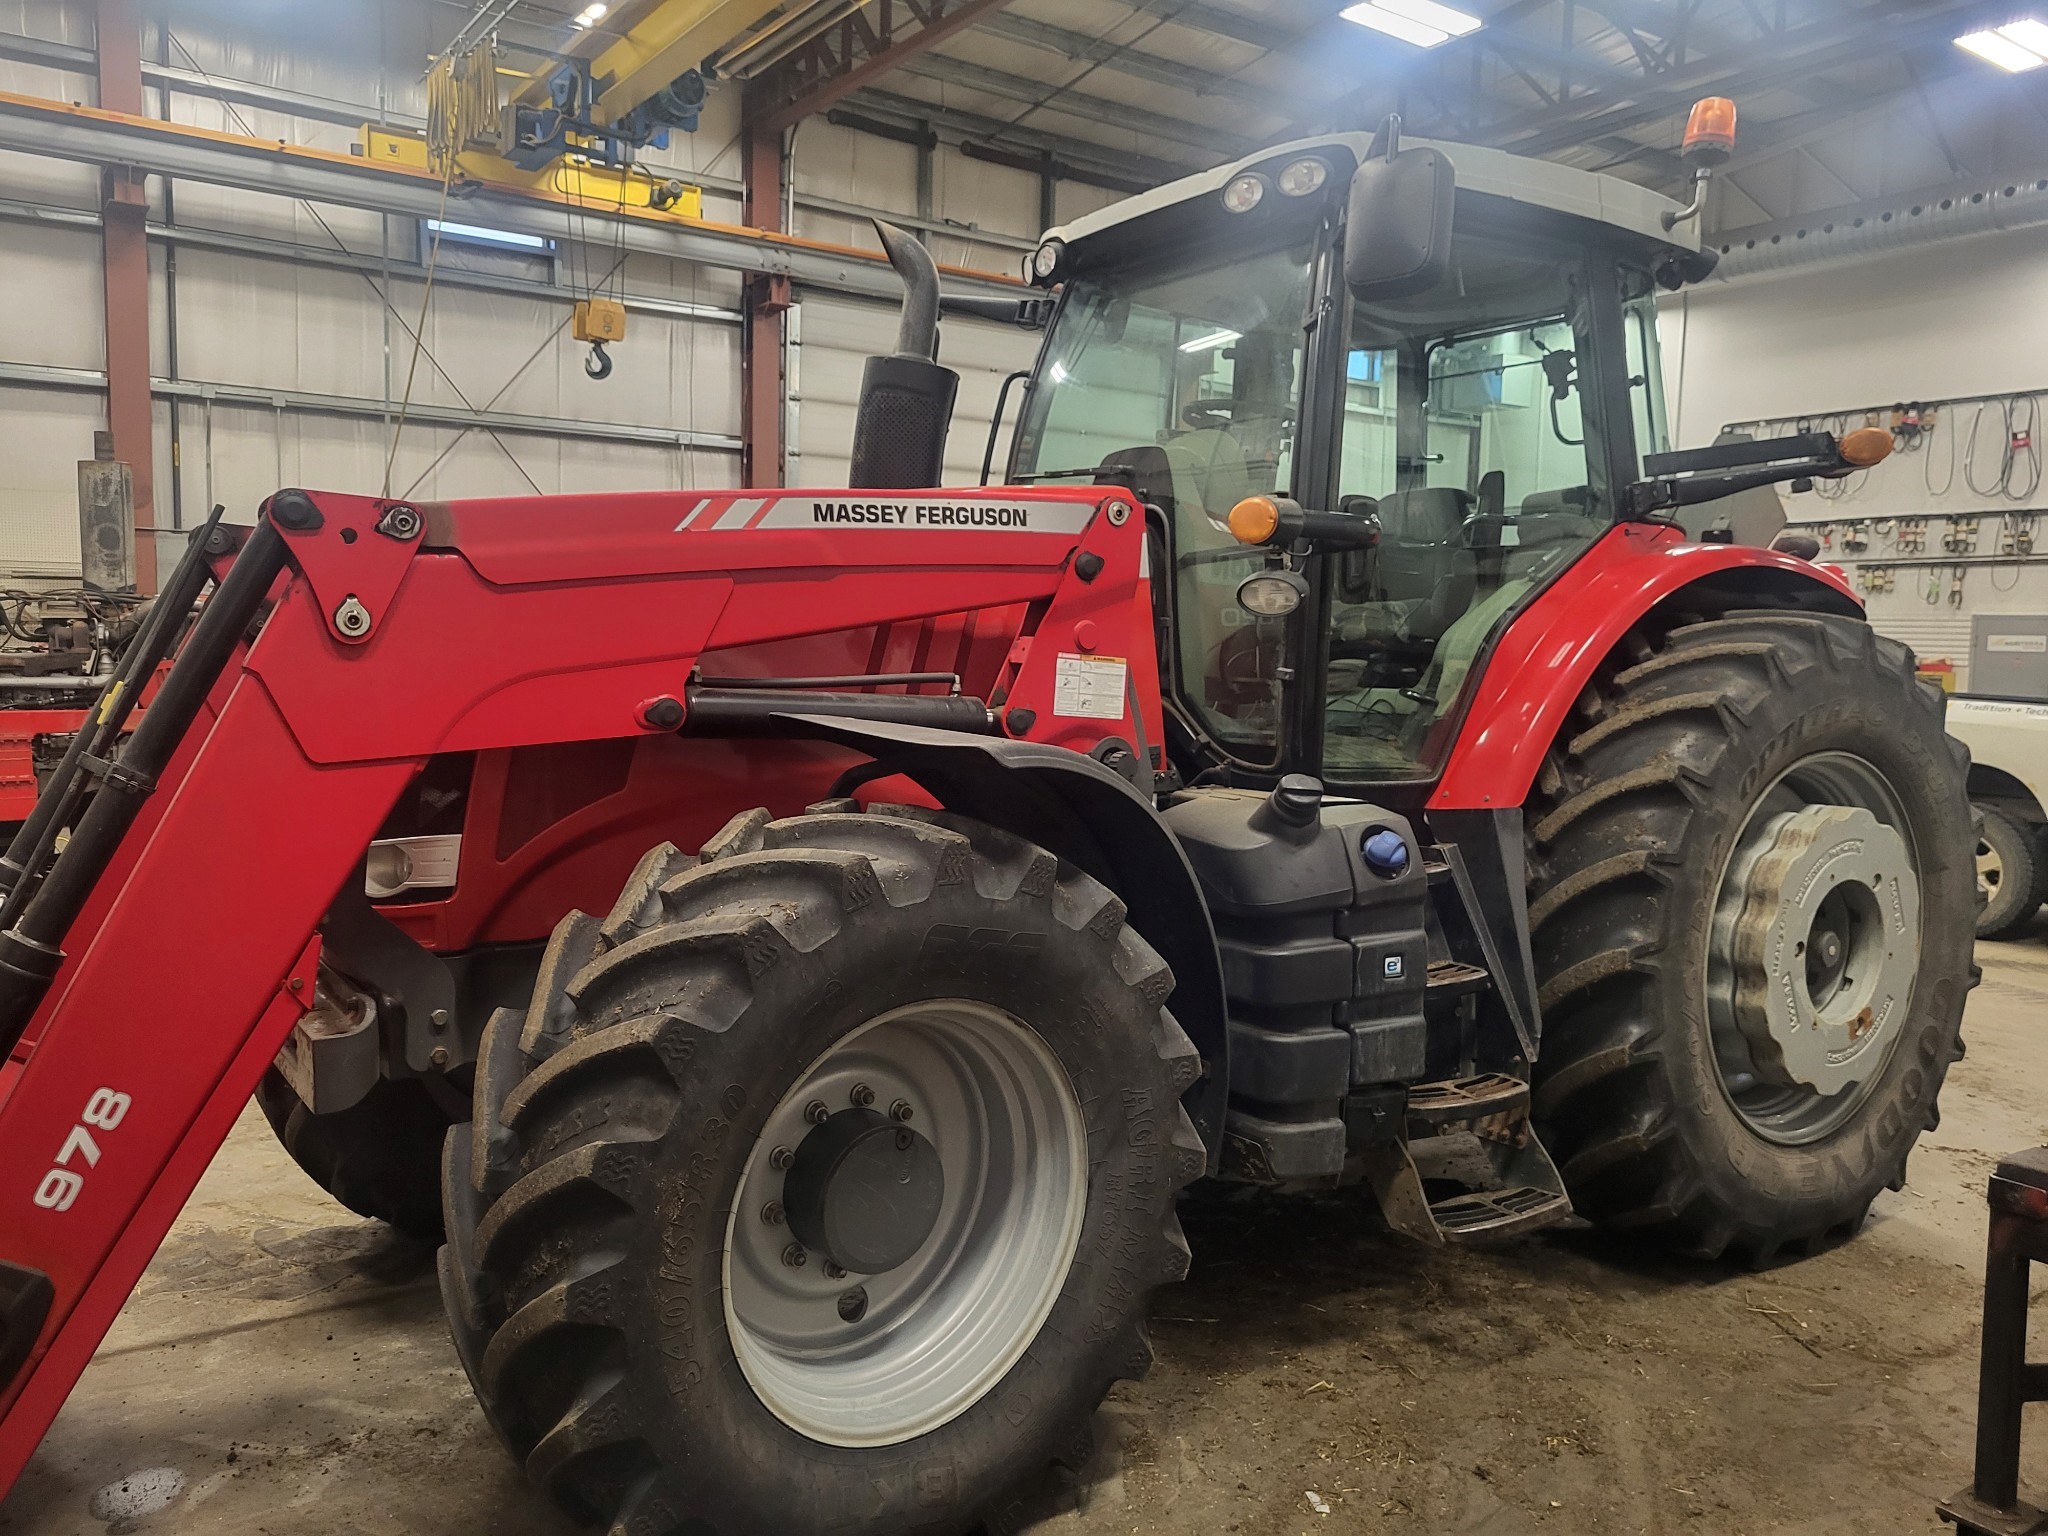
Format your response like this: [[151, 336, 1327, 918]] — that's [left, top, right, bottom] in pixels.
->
[[0, 0, 1063, 577]]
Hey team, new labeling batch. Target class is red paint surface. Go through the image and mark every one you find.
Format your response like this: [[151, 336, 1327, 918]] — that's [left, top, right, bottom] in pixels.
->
[[1431, 523, 1857, 810]]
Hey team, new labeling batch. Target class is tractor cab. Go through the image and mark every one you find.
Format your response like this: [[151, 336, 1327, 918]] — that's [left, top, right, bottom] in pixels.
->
[[1010, 126, 1712, 792]]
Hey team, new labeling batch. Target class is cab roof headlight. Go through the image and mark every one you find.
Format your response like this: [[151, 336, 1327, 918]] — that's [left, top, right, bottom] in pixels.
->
[[1221, 173, 1267, 214], [1029, 238, 1066, 285], [1277, 157, 1328, 197], [1238, 568, 1309, 617]]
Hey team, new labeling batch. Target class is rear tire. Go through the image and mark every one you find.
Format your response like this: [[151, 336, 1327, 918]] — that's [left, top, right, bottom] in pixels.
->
[[1526, 613, 1974, 1262], [1974, 803, 2040, 939], [255, 1068, 453, 1238], [439, 805, 1203, 1535]]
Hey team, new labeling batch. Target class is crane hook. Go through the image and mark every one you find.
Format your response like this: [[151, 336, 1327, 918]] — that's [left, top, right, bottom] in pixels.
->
[[585, 341, 613, 380]]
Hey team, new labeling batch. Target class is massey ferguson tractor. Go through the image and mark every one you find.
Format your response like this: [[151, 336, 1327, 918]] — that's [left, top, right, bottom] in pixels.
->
[[0, 104, 1973, 1536]]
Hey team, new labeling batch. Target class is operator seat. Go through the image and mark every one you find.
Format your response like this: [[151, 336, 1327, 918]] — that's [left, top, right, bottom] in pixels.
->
[[1160, 429, 1257, 527], [1373, 487, 1474, 601], [1367, 486, 1479, 645]]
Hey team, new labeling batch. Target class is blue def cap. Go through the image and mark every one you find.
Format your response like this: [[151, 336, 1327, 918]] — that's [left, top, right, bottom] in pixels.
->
[[1362, 828, 1410, 878]]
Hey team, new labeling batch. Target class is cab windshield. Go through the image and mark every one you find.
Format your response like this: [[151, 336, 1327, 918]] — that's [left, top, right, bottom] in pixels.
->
[[1012, 237, 1315, 760], [1010, 209, 1667, 783]]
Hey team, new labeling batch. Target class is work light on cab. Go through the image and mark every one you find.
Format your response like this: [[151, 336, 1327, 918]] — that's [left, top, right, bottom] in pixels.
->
[[1278, 157, 1329, 197], [1221, 173, 1267, 214], [1237, 567, 1310, 617], [1028, 238, 1066, 286]]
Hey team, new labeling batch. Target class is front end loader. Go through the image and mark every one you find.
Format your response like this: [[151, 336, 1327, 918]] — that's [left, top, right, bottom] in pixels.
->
[[0, 104, 1974, 1536]]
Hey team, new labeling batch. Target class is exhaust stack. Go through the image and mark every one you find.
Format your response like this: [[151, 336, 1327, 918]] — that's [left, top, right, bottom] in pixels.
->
[[848, 220, 959, 489]]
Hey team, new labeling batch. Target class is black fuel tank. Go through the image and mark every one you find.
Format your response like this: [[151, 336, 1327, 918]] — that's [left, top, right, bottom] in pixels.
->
[[1161, 779, 1428, 1182]]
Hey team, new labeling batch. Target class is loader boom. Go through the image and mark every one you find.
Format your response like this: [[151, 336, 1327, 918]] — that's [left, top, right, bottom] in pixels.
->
[[0, 482, 1146, 1492]]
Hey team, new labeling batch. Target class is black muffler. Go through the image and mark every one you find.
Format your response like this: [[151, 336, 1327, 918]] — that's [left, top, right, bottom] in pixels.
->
[[848, 220, 959, 489]]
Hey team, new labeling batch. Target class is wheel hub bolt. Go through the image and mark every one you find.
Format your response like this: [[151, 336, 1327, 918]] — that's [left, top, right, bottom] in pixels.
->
[[781, 1243, 807, 1268], [889, 1099, 914, 1122], [849, 1083, 875, 1108], [769, 1145, 794, 1170], [837, 1287, 868, 1323], [823, 1260, 847, 1280], [804, 1100, 829, 1125], [761, 1201, 785, 1226]]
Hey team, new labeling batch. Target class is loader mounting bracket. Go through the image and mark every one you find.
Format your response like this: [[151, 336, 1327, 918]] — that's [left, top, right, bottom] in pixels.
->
[[266, 488, 424, 646], [322, 875, 458, 1078]]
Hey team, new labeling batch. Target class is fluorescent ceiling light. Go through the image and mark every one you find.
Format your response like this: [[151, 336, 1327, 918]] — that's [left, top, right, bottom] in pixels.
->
[[2001, 17, 2048, 55], [427, 218, 552, 251], [572, 2, 607, 29], [1956, 22, 2048, 71], [1374, 0, 1483, 37], [1180, 328, 1242, 353], [1340, 0, 1481, 47]]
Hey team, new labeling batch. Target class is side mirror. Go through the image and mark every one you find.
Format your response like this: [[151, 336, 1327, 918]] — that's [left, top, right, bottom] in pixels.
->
[[1345, 139, 1454, 302]]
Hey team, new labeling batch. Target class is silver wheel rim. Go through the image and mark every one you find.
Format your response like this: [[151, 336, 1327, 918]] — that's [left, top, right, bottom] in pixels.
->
[[722, 1000, 1088, 1448], [1705, 751, 1922, 1146], [1978, 836, 2004, 899]]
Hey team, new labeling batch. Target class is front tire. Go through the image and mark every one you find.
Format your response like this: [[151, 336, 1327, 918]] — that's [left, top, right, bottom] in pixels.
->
[[1527, 613, 1974, 1262], [438, 805, 1203, 1535]]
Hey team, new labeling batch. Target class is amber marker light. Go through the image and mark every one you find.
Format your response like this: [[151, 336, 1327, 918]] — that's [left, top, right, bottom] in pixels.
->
[[1227, 495, 1281, 545], [1682, 97, 1738, 165], [1839, 427, 1895, 467]]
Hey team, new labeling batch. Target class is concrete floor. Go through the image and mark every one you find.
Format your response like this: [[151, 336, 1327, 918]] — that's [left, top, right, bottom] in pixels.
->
[[7, 934, 2048, 1536]]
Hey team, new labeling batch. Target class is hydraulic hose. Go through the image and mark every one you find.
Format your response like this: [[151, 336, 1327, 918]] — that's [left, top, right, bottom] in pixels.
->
[[0, 517, 290, 1057], [0, 506, 227, 910]]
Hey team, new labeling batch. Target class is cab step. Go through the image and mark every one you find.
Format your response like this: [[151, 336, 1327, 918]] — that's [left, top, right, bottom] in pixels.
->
[[1423, 958, 1491, 1001], [1429, 1184, 1570, 1240], [1360, 1073, 1572, 1247]]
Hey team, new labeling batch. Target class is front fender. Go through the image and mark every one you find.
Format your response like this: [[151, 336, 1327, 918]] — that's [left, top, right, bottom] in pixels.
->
[[1432, 524, 1861, 812], [794, 715, 1230, 1171]]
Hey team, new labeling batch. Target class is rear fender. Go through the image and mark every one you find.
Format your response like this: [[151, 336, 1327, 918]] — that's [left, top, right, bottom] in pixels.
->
[[795, 715, 1229, 1170], [1431, 525, 1860, 812]]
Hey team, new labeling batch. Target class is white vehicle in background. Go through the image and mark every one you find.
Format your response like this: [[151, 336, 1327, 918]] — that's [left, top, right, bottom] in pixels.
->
[[1948, 695, 2048, 938]]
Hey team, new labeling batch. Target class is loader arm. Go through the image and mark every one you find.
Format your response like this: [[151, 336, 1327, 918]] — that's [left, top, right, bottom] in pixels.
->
[[0, 481, 1149, 1493]]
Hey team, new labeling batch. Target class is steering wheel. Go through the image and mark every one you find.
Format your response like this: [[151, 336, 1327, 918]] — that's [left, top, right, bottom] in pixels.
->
[[1180, 399, 1297, 431]]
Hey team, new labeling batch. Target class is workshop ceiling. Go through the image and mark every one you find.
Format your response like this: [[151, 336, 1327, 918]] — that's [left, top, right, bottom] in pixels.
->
[[481, 0, 2048, 237]]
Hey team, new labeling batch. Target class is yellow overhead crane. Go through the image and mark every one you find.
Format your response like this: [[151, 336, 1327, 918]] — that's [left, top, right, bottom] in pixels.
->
[[371, 0, 829, 373], [507, 0, 789, 123]]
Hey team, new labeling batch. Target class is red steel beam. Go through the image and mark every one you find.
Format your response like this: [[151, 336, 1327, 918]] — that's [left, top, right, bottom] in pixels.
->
[[753, 0, 1017, 138], [95, 0, 155, 591], [739, 106, 788, 489]]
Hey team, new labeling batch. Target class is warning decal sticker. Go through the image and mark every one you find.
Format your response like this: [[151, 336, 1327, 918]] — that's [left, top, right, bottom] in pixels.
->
[[1053, 653, 1127, 720]]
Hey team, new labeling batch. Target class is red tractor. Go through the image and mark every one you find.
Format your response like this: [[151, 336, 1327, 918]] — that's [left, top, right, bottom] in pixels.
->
[[0, 112, 1972, 1536]]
